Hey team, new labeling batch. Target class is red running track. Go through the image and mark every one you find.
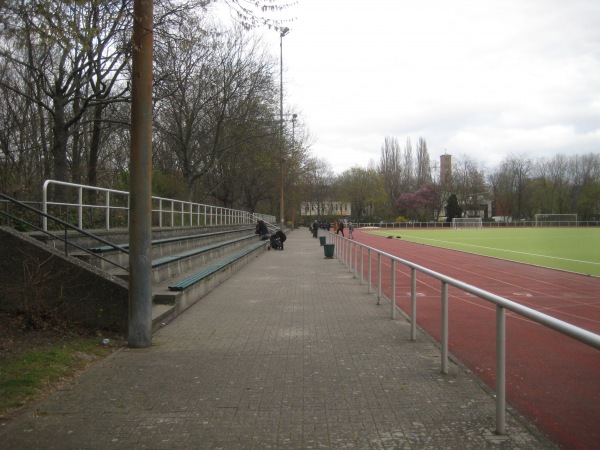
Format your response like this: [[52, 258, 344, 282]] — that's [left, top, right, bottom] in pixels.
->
[[351, 229, 600, 450]]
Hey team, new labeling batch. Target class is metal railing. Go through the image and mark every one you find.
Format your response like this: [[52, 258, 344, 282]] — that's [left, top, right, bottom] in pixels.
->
[[326, 231, 600, 435], [42, 180, 275, 232], [1, 193, 129, 271], [353, 220, 600, 228]]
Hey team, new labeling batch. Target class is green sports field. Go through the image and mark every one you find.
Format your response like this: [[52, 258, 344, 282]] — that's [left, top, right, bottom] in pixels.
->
[[365, 227, 600, 277]]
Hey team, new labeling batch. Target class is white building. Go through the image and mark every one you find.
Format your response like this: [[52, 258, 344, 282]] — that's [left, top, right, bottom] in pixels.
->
[[300, 201, 351, 218]]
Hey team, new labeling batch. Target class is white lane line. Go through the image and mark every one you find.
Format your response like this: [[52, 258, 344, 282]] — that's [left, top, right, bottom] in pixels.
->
[[402, 236, 600, 266]]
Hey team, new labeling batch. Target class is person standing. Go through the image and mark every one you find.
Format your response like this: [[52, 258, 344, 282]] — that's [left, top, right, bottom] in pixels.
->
[[348, 222, 354, 239], [337, 220, 345, 237]]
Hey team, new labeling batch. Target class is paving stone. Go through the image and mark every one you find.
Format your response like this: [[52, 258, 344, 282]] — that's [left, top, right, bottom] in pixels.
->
[[0, 231, 556, 449]]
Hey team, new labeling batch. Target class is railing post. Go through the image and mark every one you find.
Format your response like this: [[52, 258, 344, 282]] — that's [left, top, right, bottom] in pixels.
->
[[346, 238, 350, 268], [347, 239, 351, 269], [391, 259, 396, 319], [78, 186, 83, 230], [367, 248, 372, 293], [42, 181, 48, 231], [170, 199, 174, 227], [106, 191, 111, 230], [377, 253, 382, 305], [353, 241, 358, 279], [496, 305, 506, 434], [359, 246, 364, 285], [411, 268, 417, 341], [441, 281, 449, 374], [159, 198, 163, 228]]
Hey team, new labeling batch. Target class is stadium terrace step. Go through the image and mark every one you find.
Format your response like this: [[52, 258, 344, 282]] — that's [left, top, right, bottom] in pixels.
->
[[18, 223, 272, 332], [150, 239, 269, 328], [167, 240, 268, 291], [72, 226, 255, 271]]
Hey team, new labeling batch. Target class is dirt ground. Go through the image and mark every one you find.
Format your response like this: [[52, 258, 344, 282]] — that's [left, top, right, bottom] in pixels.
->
[[0, 311, 123, 363]]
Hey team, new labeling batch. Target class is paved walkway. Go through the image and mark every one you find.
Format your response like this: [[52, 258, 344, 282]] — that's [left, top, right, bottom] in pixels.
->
[[0, 231, 555, 449]]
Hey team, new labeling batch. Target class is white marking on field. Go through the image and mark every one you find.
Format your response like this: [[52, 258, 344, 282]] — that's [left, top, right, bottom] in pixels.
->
[[403, 236, 600, 266]]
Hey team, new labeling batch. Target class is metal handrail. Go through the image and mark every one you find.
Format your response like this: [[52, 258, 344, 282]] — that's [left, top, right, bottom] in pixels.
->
[[327, 231, 600, 435], [42, 179, 276, 232], [353, 220, 600, 228], [0, 193, 129, 271]]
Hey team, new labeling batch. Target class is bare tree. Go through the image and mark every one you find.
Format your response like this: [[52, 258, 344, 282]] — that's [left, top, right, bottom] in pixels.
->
[[452, 154, 487, 217], [488, 153, 532, 219], [336, 167, 386, 221], [415, 137, 432, 187], [401, 137, 414, 192], [575, 154, 600, 220], [301, 157, 334, 217], [0, 1, 134, 191], [153, 18, 281, 204], [378, 136, 402, 216]]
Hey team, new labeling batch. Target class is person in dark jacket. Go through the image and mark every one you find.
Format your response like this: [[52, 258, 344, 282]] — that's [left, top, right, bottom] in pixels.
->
[[256, 220, 269, 240], [269, 229, 287, 250], [336, 220, 345, 237]]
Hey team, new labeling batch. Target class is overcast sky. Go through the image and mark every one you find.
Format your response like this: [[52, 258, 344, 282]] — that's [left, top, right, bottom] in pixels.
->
[[259, 0, 600, 174]]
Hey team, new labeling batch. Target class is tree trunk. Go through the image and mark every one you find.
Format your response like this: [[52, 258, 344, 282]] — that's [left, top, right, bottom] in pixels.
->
[[51, 95, 69, 200], [88, 104, 104, 188]]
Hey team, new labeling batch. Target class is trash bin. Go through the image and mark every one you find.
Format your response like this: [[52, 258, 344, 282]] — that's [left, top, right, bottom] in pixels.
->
[[319, 236, 326, 246], [324, 243, 335, 258]]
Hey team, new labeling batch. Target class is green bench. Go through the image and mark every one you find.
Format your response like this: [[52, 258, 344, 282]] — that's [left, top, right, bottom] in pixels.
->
[[151, 235, 256, 268], [168, 241, 267, 291]]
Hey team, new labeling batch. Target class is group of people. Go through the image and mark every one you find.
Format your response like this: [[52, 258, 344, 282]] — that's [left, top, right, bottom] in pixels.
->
[[310, 219, 354, 239], [256, 217, 356, 251], [255, 219, 287, 250]]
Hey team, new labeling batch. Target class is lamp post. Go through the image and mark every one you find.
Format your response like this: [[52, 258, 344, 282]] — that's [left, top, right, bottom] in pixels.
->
[[279, 27, 289, 228], [290, 113, 297, 227]]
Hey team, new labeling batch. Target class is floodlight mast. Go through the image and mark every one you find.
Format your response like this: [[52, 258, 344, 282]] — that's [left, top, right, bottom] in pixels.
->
[[279, 27, 290, 228], [129, 0, 154, 348]]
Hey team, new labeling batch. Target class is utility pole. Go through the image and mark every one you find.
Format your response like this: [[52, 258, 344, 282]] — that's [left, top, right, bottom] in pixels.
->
[[128, 0, 153, 348], [279, 27, 289, 228]]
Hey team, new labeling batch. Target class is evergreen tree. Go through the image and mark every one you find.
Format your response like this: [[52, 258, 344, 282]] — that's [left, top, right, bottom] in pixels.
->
[[446, 194, 462, 222]]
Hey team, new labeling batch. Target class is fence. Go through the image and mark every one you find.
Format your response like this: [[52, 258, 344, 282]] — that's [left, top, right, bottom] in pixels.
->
[[354, 220, 600, 228], [41, 180, 275, 232], [326, 231, 600, 435]]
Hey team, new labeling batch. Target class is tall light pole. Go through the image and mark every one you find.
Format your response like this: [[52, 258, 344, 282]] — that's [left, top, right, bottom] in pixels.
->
[[129, 0, 153, 348], [290, 113, 297, 227], [279, 27, 289, 228]]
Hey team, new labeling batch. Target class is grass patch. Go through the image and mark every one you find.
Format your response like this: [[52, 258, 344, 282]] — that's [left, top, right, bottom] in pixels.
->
[[366, 228, 600, 276], [0, 337, 118, 416]]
